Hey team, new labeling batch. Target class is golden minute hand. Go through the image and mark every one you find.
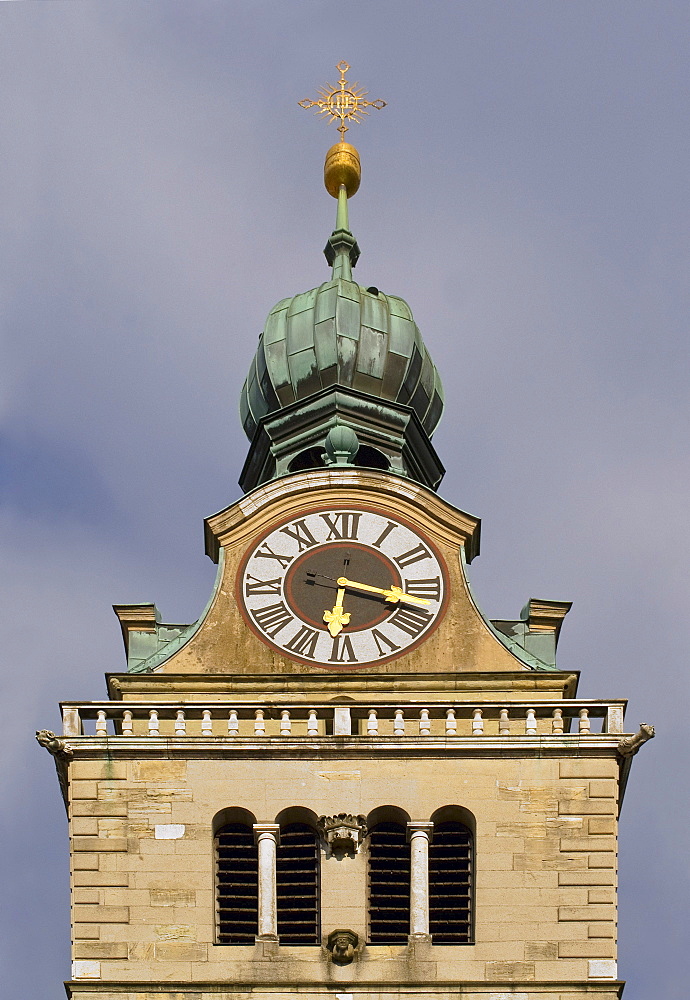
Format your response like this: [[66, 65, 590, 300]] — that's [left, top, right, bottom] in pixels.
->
[[336, 577, 430, 606], [323, 587, 351, 637]]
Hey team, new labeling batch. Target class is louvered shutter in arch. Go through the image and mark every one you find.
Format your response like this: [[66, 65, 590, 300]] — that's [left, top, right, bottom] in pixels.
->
[[276, 822, 320, 944], [428, 820, 473, 943], [215, 822, 259, 944], [368, 821, 411, 944]]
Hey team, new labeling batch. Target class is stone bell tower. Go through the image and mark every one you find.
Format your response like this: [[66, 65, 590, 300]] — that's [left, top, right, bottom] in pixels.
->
[[39, 63, 654, 1000]]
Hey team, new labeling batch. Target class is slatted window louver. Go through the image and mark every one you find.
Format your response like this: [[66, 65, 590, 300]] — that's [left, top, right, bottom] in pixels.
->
[[276, 823, 320, 945], [215, 823, 259, 944], [428, 821, 473, 943], [368, 822, 411, 944]]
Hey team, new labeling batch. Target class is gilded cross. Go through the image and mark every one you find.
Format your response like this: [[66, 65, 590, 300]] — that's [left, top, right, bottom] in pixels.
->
[[299, 61, 386, 140]]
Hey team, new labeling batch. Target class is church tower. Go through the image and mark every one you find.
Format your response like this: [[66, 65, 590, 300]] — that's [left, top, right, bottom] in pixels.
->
[[39, 64, 653, 1000]]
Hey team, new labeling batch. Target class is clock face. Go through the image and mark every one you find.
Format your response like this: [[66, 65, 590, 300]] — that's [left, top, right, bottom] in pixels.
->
[[237, 506, 448, 667]]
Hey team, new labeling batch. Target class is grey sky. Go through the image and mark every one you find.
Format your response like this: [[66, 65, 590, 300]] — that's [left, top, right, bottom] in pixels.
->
[[1, 2, 687, 996]]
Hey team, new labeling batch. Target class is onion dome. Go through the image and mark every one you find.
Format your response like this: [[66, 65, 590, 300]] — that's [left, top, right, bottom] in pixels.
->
[[239, 143, 445, 494]]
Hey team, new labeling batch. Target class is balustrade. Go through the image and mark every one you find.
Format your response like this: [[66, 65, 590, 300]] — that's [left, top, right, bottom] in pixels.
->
[[60, 699, 627, 739]]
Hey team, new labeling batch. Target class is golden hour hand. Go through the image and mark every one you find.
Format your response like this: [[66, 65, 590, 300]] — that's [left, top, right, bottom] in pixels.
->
[[323, 587, 351, 637], [336, 577, 430, 606]]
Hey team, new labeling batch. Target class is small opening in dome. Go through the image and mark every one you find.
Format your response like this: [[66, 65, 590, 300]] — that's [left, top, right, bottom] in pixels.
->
[[289, 448, 326, 474], [366, 286, 379, 296], [356, 446, 389, 471]]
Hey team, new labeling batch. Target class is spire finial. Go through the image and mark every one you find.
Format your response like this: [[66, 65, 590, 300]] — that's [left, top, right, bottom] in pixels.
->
[[298, 61, 386, 143]]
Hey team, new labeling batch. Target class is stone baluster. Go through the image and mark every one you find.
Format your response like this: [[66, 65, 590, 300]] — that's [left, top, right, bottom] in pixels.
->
[[175, 710, 186, 736], [254, 709, 266, 736], [367, 709, 379, 736], [122, 710, 134, 736], [253, 824, 280, 941], [201, 710, 213, 736], [499, 708, 510, 735], [552, 708, 564, 734], [280, 710, 291, 736], [407, 821, 434, 941], [419, 709, 431, 736], [445, 708, 457, 736], [472, 708, 484, 736], [148, 710, 160, 736], [307, 709, 318, 736], [394, 709, 405, 736], [525, 708, 537, 735], [227, 709, 239, 737], [95, 711, 108, 737], [578, 708, 591, 734]]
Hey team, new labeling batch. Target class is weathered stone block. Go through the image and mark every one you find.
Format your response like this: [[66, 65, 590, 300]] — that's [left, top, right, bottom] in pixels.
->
[[74, 942, 128, 960], [74, 761, 127, 780], [73, 871, 129, 887], [485, 961, 535, 981], [74, 923, 100, 940], [72, 853, 100, 870], [559, 905, 613, 921], [73, 837, 128, 853], [524, 941, 558, 960], [71, 781, 98, 799], [589, 888, 615, 904], [73, 888, 100, 905], [72, 800, 129, 817], [559, 760, 617, 778], [589, 817, 616, 835], [589, 922, 616, 938], [72, 817, 99, 836], [154, 941, 207, 961], [589, 779, 617, 798], [133, 761, 187, 782], [73, 905, 129, 923], [589, 852, 617, 868], [559, 870, 616, 885], [560, 836, 615, 852], [559, 799, 612, 815], [559, 939, 615, 958]]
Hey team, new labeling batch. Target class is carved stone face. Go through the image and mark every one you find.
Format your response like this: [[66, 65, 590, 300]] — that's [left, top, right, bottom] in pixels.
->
[[327, 928, 358, 964]]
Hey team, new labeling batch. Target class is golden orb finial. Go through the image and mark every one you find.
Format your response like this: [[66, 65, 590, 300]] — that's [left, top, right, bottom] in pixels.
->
[[299, 61, 386, 199], [324, 142, 361, 199]]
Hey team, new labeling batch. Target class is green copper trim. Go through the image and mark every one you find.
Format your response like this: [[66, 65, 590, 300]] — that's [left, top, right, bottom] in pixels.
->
[[460, 549, 560, 672], [324, 185, 360, 278], [127, 550, 226, 673]]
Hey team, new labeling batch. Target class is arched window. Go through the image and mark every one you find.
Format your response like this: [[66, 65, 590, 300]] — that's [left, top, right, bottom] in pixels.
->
[[215, 821, 258, 944], [368, 821, 410, 944], [428, 820, 473, 943], [276, 822, 320, 944]]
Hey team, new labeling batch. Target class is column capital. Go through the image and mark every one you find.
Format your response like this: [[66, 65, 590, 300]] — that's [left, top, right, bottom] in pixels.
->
[[407, 820, 434, 842], [253, 822, 280, 845]]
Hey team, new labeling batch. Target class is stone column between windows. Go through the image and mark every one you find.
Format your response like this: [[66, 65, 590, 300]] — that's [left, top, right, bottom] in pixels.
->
[[407, 821, 434, 941], [253, 823, 280, 941]]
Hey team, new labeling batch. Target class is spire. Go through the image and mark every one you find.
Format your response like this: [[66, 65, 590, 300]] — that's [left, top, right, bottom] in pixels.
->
[[299, 62, 386, 279]]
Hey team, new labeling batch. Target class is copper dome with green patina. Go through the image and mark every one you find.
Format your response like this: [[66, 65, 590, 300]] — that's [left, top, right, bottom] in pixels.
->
[[239, 185, 445, 493]]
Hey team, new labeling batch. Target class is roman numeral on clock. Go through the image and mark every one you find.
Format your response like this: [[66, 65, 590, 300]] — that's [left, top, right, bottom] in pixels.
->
[[255, 544, 293, 569], [329, 634, 357, 663], [403, 576, 441, 601], [320, 511, 361, 541], [244, 575, 282, 596], [387, 604, 433, 637], [251, 602, 294, 638], [394, 543, 431, 568], [279, 519, 318, 552], [284, 625, 319, 659]]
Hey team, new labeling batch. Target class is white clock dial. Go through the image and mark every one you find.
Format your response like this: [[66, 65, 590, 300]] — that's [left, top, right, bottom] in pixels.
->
[[237, 507, 448, 667]]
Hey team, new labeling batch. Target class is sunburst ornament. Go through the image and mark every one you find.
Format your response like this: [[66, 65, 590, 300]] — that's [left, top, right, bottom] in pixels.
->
[[299, 61, 386, 140]]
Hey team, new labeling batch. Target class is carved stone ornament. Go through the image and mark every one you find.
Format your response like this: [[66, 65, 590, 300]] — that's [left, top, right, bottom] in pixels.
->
[[317, 813, 367, 852], [618, 723, 655, 757], [35, 730, 73, 759], [327, 928, 359, 965]]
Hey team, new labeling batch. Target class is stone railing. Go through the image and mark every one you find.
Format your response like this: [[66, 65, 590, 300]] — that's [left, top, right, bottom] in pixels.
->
[[60, 699, 626, 738]]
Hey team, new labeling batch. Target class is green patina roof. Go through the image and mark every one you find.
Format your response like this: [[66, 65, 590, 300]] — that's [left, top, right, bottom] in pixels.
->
[[240, 278, 444, 444]]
